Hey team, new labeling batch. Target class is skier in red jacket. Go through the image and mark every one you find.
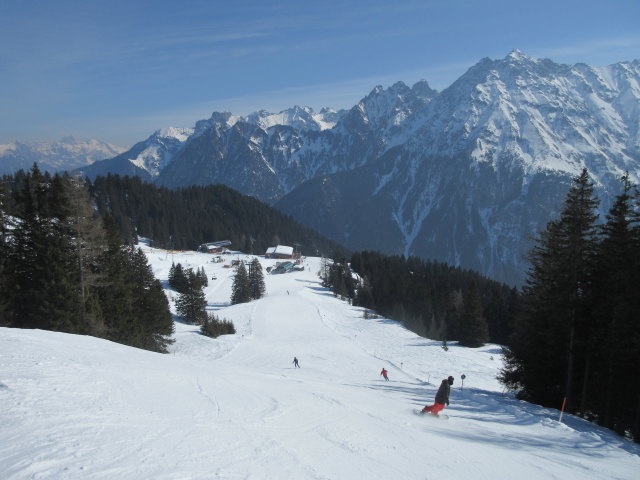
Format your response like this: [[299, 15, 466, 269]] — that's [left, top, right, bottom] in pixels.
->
[[380, 368, 389, 381], [421, 376, 453, 415]]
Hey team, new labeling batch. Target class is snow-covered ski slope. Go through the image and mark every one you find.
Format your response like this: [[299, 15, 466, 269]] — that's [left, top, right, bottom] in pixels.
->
[[2, 245, 639, 479]]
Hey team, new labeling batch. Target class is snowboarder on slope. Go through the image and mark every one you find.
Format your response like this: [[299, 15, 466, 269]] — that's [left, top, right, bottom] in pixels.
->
[[293, 357, 300, 368], [380, 368, 389, 381], [421, 376, 453, 415]]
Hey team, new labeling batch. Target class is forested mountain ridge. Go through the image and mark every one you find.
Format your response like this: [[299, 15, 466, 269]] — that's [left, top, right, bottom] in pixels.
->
[[89, 174, 348, 257]]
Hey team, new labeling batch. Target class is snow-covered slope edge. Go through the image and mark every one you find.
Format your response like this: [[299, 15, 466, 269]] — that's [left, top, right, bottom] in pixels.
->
[[1, 247, 638, 479]]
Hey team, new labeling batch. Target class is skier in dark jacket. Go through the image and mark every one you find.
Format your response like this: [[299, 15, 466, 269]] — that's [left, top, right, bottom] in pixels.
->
[[421, 376, 453, 415], [293, 356, 300, 368]]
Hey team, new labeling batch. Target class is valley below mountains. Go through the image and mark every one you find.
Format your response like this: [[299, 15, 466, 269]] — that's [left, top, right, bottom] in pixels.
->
[[76, 51, 640, 285]]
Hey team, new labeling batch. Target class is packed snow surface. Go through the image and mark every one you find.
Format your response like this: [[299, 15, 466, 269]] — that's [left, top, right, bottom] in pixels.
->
[[1, 245, 639, 479]]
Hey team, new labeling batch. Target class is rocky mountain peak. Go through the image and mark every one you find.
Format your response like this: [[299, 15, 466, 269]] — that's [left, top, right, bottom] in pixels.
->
[[411, 80, 438, 99]]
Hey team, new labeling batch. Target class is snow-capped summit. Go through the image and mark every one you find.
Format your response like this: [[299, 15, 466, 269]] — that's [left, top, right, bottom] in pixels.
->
[[157, 127, 194, 143], [505, 48, 530, 61], [126, 127, 194, 176], [245, 106, 343, 132], [410, 49, 639, 182]]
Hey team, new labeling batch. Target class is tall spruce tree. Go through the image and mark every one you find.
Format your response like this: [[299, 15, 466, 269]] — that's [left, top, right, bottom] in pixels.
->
[[248, 258, 265, 300], [175, 272, 208, 325], [8, 167, 82, 332], [96, 220, 173, 353], [327, 259, 355, 300], [355, 275, 374, 310], [590, 173, 640, 437], [501, 169, 600, 411], [231, 261, 251, 304], [128, 248, 175, 351], [100, 244, 174, 352], [198, 266, 209, 288], [168, 262, 189, 293]]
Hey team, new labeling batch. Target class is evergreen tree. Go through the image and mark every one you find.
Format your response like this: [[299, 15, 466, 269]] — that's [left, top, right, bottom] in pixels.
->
[[458, 283, 489, 347], [97, 223, 173, 353], [248, 258, 265, 300], [319, 257, 330, 286], [168, 262, 188, 293], [354, 275, 374, 310], [127, 248, 175, 351], [231, 261, 251, 304], [97, 224, 137, 345], [8, 166, 82, 332], [327, 258, 355, 300], [175, 277, 207, 325], [198, 266, 209, 288], [168, 262, 177, 287], [501, 169, 600, 411], [590, 173, 640, 436]]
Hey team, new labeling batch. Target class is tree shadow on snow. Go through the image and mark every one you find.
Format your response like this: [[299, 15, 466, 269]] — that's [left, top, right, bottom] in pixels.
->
[[206, 302, 231, 310], [438, 388, 640, 456], [345, 380, 435, 406], [307, 285, 338, 298]]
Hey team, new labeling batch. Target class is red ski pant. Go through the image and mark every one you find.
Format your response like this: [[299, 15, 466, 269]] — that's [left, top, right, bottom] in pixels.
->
[[421, 403, 445, 415]]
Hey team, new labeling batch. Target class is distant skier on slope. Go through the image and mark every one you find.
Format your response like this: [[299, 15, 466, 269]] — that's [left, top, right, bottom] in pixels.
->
[[380, 368, 389, 381], [421, 376, 453, 415], [293, 356, 300, 368]]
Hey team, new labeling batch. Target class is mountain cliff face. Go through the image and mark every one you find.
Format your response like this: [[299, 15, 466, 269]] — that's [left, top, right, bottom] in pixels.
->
[[77, 51, 640, 284], [0, 137, 125, 175]]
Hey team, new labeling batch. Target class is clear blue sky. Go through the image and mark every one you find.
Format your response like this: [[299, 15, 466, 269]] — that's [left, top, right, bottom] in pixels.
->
[[1, 0, 638, 148]]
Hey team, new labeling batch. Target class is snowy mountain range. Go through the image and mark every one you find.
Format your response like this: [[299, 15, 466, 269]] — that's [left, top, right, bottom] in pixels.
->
[[0, 137, 125, 175], [276, 52, 640, 284], [3, 246, 639, 479], [72, 52, 640, 283]]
